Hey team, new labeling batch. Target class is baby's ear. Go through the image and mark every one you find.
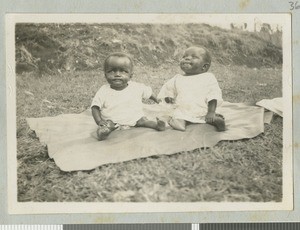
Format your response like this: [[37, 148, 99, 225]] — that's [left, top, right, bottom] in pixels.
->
[[203, 63, 210, 71]]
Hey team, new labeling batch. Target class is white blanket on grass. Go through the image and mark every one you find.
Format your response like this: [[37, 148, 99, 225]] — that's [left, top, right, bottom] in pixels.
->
[[256, 97, 283, 117], [27, 102, 268, 172]]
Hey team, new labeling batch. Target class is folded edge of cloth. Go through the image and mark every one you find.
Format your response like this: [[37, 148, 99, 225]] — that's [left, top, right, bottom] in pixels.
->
[[256, 97, 283, 117]]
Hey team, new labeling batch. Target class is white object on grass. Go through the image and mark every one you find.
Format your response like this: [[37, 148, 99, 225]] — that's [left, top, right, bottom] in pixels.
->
[[256, 97, 283, 117]]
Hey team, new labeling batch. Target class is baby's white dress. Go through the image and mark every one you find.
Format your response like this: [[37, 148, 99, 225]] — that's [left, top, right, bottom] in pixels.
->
[[158, 72, 223, 123]]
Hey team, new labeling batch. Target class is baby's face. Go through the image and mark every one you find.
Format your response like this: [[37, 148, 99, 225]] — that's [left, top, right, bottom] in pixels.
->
[[180, 47, 207, 75], [105, 56, 133, 90]]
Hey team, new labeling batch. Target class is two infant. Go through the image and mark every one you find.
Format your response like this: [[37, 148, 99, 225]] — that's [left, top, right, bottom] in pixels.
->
[[91, 46, 226, 141]]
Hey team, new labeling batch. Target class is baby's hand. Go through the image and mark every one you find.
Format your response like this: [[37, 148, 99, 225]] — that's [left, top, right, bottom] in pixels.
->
[[165, 97, 175, 104], [98, 120, 109, 126], [205, 112, 216, 124], [98, 119, 114, 127]]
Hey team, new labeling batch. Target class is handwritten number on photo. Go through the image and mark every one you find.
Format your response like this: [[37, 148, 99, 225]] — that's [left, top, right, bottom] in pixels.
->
[[289, 1, 300, 10]]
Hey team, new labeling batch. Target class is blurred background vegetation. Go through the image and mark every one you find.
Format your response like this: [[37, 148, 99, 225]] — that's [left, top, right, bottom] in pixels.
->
[[15, 23, 282, 75]]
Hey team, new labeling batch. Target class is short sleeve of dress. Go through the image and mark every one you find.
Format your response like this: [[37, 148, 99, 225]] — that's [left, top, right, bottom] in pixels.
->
[[157, 75, 178, 100], [206, 73, 223, 106], [141, 84, 153, 99], [91, 86, 106, 109]]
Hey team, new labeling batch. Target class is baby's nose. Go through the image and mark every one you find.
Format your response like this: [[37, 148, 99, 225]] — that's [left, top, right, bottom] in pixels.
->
[[114, 71, 122, 76]]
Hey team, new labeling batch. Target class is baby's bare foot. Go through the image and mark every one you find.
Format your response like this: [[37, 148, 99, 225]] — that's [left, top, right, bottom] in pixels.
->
[[213, 116, 226, 132], [214, 120, 226, 131], [156, 118, 166, 131], [97, 126, 112, 141], [106, 120, 119, 130], [168, 118, 186, 131]]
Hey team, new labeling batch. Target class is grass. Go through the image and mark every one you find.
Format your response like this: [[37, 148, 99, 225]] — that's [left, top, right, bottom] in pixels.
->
[[17, 62, 283, 202], [15, 23, 282, 74]]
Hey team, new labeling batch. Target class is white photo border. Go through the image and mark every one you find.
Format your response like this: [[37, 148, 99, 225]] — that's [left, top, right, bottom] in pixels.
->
[[6, 13, 293, 215]]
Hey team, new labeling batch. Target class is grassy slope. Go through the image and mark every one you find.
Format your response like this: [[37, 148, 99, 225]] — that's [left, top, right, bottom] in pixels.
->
[[17, 62, 283, 202], [15, 23, 282, 74]]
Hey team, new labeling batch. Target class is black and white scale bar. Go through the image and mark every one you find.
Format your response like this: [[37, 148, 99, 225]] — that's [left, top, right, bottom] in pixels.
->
[[64, 223, 300, 230], [0, 226, 62, 230], [1, 223, 300, 230], [192, 223, 300, 230], [64, 224, 191, 230]]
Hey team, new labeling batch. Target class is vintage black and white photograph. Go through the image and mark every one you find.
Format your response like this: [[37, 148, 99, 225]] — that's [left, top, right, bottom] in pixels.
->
[[6, 14, 292, 213]]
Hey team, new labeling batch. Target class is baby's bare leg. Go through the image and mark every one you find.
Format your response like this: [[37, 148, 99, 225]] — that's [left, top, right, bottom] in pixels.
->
[[136, 117, 166, 131], [169, 118, 186, 131]]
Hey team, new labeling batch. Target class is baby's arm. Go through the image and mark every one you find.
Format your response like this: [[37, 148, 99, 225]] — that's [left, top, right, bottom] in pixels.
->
[[205, 99, 217, 123], [91, 105, 113, 126], [92, 106, 103, 125]]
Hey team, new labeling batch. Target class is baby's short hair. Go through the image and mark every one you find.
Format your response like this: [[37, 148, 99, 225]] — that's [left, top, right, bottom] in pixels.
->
[[103, 52, 134, 72], [202, 47, 211, 65]]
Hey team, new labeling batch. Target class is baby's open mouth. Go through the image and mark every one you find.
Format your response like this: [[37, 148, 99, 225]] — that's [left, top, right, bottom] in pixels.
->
[[181, 63, 191, 67]]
